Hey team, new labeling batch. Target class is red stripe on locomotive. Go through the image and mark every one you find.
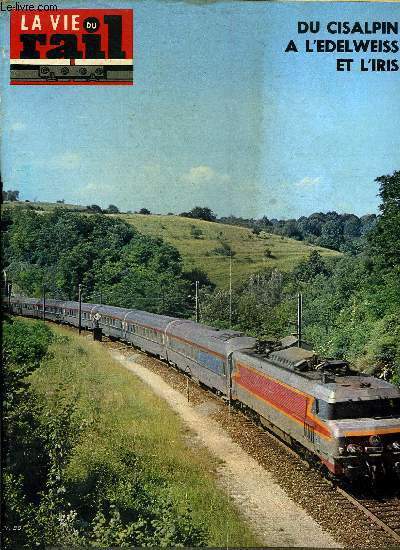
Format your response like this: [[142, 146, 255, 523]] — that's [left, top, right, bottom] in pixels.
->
[[235, 363, 331, 440], [236, 363, 307, 420]]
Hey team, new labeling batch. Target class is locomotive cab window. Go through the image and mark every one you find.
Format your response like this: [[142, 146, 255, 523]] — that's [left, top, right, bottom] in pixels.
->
[[316, 398, 400, 420], [312, 399, 320, 414]]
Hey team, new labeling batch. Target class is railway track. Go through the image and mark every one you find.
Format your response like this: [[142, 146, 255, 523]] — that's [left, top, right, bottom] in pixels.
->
[[337, 490, 400, 544], [241, 414, 400, 545], [240, 419, 399, 542]]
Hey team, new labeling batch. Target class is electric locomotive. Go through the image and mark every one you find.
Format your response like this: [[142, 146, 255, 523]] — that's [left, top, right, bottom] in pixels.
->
[[232, 343, 400, 484]]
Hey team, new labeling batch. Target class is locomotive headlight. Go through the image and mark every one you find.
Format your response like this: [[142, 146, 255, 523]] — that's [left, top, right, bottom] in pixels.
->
[[369, 435, 382, 446], [391, 441, 400, 451], [347, 444, 363, 454]]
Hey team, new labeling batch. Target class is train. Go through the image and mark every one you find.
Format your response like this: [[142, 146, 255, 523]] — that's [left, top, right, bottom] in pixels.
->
[[5, 295, 400, 488]]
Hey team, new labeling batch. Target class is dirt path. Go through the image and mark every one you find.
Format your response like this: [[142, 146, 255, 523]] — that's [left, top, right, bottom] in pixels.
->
[[111, 350, 340, 548]]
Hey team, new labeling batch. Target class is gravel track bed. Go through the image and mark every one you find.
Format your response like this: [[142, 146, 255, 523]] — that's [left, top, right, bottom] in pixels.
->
[[104, 340, 396, 547]]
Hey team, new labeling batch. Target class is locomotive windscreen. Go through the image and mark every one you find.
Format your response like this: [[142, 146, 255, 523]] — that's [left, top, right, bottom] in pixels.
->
[[316, 398, 400, 420]]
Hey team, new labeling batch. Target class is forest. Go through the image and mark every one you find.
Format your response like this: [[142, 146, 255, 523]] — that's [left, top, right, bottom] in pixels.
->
[[218, 211, 377, 253], [1, 208, 194, 316]]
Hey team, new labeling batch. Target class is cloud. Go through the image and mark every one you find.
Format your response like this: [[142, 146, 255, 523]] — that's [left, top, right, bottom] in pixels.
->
[[295, 176, 321, 188], [181, 165, 230, 185]]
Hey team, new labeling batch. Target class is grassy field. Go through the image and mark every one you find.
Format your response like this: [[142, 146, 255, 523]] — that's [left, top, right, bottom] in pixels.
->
[[28, 322, 260, 546], [4, 201, 340, 287], [119, 213, 340, 287]]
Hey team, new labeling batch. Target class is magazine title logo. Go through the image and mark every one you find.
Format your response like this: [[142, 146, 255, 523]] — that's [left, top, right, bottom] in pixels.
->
[[10, 9, 134, 85], [285, 20, 399, 72]]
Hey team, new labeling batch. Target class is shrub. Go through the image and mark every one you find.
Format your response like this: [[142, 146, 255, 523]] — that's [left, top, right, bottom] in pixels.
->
[[190, 226, 203, 239], [211, 242, 235, 257]]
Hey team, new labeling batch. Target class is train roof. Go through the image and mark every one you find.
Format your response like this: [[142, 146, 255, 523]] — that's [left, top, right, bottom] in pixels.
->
[[124, 309, 180, 330], [315, 376, 400, 402], [11, 297, 98, 309], [167, 320, 257, 356], [87, 305, 180, 330], [14, 296, 39, 304], [237, 349, 400, 403]]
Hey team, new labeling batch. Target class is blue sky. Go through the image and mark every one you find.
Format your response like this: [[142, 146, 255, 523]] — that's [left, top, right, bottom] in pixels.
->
[[1, 1, 400, 218]]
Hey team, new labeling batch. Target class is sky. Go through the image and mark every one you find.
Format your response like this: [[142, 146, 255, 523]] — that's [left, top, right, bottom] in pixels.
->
[[1, 0, 400, 219]]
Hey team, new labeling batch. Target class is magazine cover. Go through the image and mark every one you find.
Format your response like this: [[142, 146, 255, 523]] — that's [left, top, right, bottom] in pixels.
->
[[1, 1, 400, 548]]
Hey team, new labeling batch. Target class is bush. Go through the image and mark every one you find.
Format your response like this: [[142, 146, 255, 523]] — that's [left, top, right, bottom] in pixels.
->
[[106, 204, 120, 214], [211, 242, 235, 257], [86, 204, 103, 213], [180, 207, 217, 222], [264, 247, 274, 259], [190, 226, 203, 240]]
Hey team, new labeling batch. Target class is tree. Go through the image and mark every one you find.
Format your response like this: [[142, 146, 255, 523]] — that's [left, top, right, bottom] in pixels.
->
[[86, 204, 103, 214], [342, 214, 361, 239], [282, 220, 302, 240], [183, 268, 215, 290], [368, 170, 400, 268], [293, 250, 330, 282], [317, 220, 344, 250], [2, 190, 20, 202], [360, 214, 377, 236], [139, 208, 151, 215], [180, 207, 216, 222], [106, 204, 119, 214]]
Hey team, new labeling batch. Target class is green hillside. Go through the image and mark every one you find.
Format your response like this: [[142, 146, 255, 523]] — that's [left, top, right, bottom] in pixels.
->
[[4, 200, 87, 212], [4, 202, 340, 288], [118, 213, 340, 287]]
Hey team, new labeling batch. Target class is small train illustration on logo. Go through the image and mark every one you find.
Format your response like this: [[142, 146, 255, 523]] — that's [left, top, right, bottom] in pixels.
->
[[10, 10, 134, 85]]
